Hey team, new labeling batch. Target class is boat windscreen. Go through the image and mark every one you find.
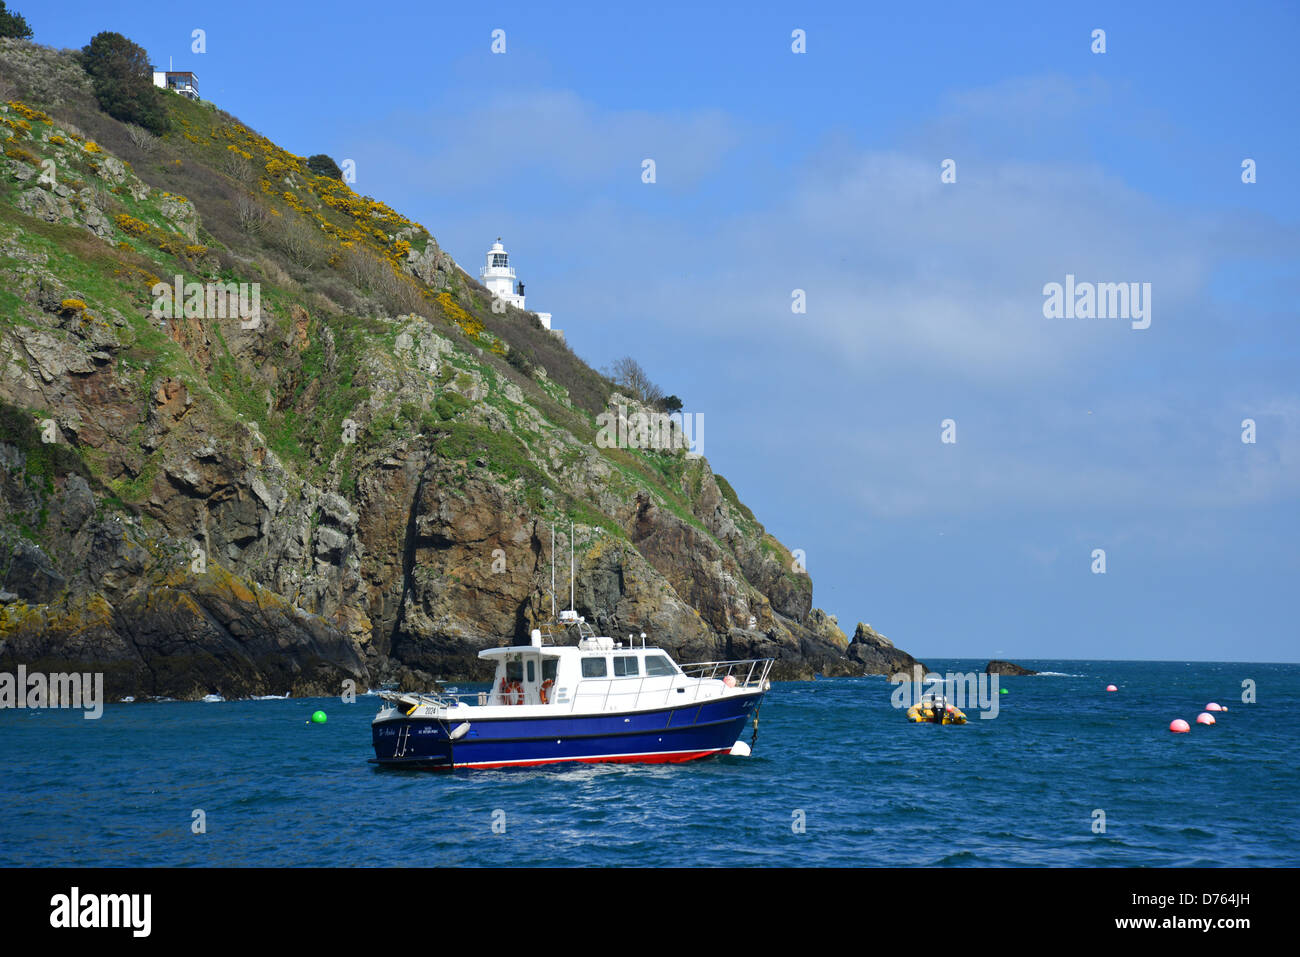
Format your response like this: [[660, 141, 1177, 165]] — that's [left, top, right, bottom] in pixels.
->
[[644, 655, 676, 676]]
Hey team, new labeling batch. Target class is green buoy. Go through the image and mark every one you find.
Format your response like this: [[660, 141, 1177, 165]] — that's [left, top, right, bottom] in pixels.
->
[[311, 710, 327, 724], [1000, 688, 1009, 694]]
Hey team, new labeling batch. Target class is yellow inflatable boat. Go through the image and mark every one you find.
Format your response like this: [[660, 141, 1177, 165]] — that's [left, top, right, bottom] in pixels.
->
[[906, 694, 967, 725]]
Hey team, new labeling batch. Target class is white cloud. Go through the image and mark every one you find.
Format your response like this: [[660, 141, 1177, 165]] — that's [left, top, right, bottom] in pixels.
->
[[373, 89, 743, 192], [360, 74, 1299, 518]]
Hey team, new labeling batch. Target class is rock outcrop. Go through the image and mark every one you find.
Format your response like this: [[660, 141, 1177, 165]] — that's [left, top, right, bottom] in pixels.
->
[[846, 622, 927, 676], [985, 659, 1038, 676]]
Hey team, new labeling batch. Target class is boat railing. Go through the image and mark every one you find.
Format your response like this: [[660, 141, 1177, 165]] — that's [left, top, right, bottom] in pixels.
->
[[578, 657, 774, 712], [379, 658, 774, 713], [378, 690, 455, 712], [533, 617, 597, 646], [677, 658, 775, 688]]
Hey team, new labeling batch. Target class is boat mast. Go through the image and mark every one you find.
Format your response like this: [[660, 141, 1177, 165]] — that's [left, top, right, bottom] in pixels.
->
[[550, 524, 556, 619], [569, 520, 575, 613]]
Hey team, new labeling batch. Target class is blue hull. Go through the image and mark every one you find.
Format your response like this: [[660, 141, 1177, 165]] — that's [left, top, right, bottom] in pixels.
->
[[371, 691, 764, 769]]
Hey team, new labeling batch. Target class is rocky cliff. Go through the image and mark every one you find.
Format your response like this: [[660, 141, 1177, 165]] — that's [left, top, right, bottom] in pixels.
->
[[0, 38, 922, 699]]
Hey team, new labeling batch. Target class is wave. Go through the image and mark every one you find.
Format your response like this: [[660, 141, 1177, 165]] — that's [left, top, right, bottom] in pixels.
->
[[932, 849, 981, 866]]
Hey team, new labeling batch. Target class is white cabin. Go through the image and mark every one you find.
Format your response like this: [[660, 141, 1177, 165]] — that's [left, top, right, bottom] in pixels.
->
[[385, 621, 767, 720], [478, 636, 701, 712]]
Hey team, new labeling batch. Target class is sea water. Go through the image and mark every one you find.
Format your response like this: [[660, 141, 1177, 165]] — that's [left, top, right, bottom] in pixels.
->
[[0, 659, 1295, 866]]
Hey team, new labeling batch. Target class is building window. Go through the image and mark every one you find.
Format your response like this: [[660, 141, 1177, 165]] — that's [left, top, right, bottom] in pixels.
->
[[581, 657, 607, 678], [492, 254, 508, 267]]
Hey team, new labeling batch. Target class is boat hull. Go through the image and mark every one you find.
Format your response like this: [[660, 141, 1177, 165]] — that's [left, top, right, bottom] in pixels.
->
[[371, 691, 764, 769]]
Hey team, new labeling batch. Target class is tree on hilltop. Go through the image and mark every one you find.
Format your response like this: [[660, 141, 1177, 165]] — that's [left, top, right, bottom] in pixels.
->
[[606, 356, 663, 406], [0, 2, 33, 40], [606, 357, 685, 412], [307, 154, 343, 180], [80, 31, 170, 135]]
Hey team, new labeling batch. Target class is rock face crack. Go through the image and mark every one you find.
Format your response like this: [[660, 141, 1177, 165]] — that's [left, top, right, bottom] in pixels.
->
[[389, 469, 428, 654]]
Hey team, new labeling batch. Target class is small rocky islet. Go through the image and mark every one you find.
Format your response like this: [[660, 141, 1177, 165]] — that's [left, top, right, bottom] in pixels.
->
[[985, 660, 1039, 676]]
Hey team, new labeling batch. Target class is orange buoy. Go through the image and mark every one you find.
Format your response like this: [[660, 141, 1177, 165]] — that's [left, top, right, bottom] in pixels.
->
[[1206, 702, 1223, 712], [1196, 712, 1215, 725], [1170, 719, 1191, 733]]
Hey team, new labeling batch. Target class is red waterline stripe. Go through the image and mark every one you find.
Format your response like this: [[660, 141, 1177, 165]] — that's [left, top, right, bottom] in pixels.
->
[[459, 748, 729, 769]]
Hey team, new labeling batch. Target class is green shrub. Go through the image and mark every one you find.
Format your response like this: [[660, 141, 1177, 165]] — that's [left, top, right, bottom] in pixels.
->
[[433, 392, 470, 421], [80, 32, 170, 135], [306, 154, 343, 180], [0, 400, 92, 492], [0, 2, 33, 40], [505, 345, 534, 376]]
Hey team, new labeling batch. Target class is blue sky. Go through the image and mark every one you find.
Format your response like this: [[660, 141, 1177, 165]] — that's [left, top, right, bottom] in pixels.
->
[[29, 1, 1300, 662]]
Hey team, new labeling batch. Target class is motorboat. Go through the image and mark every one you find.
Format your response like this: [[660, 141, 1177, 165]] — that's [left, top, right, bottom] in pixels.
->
[[371, 611, 773, 769], [906, 692, 967, 725]]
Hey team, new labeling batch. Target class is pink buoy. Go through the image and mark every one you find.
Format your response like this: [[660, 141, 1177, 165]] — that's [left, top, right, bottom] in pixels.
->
[[1106, 684, 1117, 692], [722, 675, 737, 688], [1206, 702, 1223, 712], [1169, 719, 1191, 733], [1196, 712, 1215, 726]]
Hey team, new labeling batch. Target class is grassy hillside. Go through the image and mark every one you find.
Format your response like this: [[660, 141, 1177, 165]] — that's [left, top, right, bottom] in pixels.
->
[[0, 35, 884, 694], [0, 38, 746, 539]]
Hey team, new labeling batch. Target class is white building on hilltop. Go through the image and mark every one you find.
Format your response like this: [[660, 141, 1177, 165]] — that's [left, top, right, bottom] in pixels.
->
[[151, 68, 199, 100], [480, 237, 556, 335]]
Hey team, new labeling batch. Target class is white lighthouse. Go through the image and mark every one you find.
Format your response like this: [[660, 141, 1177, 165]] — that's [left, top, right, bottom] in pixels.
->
[[479, 237, 554, 332], [480, 238, 524, 309]]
